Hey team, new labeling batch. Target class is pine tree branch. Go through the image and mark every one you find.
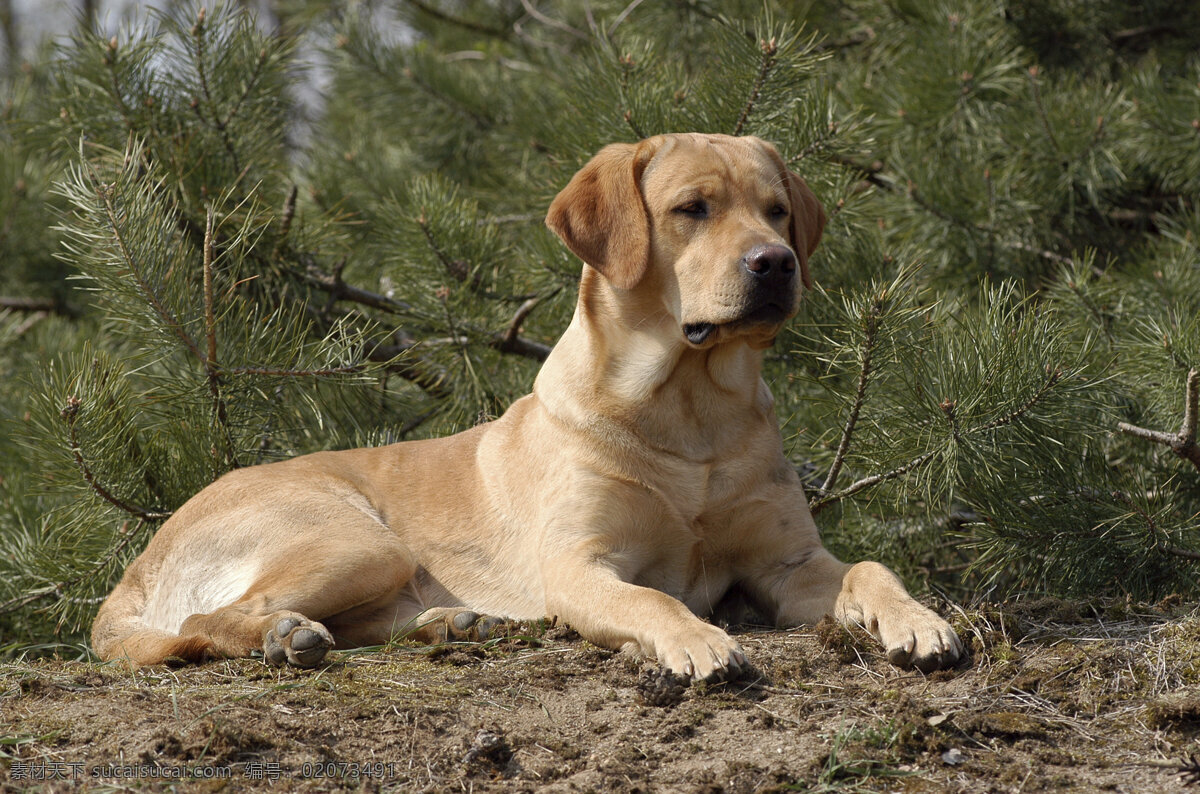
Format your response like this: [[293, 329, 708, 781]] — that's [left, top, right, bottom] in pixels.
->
[[0, 520, 153, 617], [191, 8, 242, 174], [398, 404, 445, 438], [1111, 489, 1200, 562], [810, 367, 1065, 514], [733, 37, 778, 137], [202, 205, 238, 471], [400, 64, 492, 131], [0, 589, 53, 616], [220, 38, 272, 130], [102, 36, 135, 124], [810, 449, 939, 515], [1118, 368, 1200, 473], [518, 0, 589, 40], [417, 212, 485, 294], [976, 367, 1062, 433], [819, 296, 880, 497], [403, 0, 512, 39], [60, 397, 172, 522], [86, 163, 206, 364], [616, 54, 647, 139], [364, 338, 454, 400], [226, 364, 366, 377], [788, 121, 844, 165], [1026, 66, 1063, 158]]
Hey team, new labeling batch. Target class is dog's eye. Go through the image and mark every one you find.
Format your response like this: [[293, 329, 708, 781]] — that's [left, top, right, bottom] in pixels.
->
[[769, 203, 788, 219], [674, 201, 708, 218]]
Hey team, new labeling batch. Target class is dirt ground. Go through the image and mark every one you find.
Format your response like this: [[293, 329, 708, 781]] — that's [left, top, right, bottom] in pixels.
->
[[3, 598, 1200, 792]]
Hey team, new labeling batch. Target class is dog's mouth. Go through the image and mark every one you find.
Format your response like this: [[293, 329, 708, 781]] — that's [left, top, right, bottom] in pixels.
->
[[744, 301, 792, 325], [682, 322, 717, 345], [682, 302, 792, 347]]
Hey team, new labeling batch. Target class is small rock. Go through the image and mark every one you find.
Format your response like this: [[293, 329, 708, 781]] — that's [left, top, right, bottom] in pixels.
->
[[462, 728, 512, 771], [942, 747, 966, 766]]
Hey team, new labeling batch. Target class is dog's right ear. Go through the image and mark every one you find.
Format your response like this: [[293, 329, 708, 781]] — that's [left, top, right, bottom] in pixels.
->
[[546, 140, 657, 290]]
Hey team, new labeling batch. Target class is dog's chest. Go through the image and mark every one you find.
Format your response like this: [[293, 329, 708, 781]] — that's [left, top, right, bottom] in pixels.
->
[[635, 461, 765, 611]]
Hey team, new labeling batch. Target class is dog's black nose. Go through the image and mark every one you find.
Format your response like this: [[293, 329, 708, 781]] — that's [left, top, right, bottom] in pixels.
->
[[742, 244, 796, 283]]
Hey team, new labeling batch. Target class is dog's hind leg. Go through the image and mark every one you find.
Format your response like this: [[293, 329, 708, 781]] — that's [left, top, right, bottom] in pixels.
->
[[98, 506, 431, 667], [178, 524, 425, 667]]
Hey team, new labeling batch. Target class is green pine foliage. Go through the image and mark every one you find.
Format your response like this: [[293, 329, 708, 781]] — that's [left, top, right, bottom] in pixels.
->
[[0, 0, 1198, 653]]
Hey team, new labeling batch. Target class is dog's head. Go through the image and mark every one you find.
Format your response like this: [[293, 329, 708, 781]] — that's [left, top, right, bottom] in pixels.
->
[[546, 133, 825, 349]]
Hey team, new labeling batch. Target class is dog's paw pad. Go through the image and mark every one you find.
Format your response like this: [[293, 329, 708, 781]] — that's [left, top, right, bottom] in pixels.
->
[[445, 610, 512, 642], [263, 616, 333, 668], [451, 611, 482, 633]]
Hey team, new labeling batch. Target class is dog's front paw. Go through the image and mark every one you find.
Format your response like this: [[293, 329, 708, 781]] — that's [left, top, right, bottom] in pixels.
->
[[263, 614, 334, 668], [655, 622, 747, 682], [876, 604, 963, 673]]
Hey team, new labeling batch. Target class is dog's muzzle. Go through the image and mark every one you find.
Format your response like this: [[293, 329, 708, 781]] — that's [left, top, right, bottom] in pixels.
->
[[681, 244, 799, 346], [740, 243, 797, 323]]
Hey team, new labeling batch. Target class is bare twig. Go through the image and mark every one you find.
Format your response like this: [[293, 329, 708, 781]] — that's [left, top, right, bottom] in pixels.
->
[[495, 295, 555, 358], [492, 333, 552, 362], [1118, 368, 1200, 473], [299, 264, 414, 315], [501, 288, 561, 345], [607, 0, 647, 37], [220, 40, 272, 130], [272, 184, 298, 259], [11, 311, 48, 338], [0, 297, 72, 315]]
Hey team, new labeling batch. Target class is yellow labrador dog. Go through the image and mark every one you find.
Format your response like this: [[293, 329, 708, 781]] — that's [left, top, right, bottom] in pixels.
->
[[93, 133, 962, 678]]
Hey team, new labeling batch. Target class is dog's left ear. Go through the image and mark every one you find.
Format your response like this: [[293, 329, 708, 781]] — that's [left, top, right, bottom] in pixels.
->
[[759, 141, 826, 290], [546, 139, 659, 290]]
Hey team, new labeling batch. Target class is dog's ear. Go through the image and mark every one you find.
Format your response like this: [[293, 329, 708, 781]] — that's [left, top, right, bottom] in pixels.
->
[[546, 140, 657, 290], [758, 140, 825, 290], [785, 173, 825, 291]]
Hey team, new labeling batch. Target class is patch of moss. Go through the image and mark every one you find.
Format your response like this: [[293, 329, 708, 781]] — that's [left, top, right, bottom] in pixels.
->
[[962, 711, 1048, 740], [1144, 692, 1200, 730]]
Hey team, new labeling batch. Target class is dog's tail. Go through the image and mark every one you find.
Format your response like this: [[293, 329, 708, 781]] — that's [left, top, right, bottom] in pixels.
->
[[91, 574, 213, 667]]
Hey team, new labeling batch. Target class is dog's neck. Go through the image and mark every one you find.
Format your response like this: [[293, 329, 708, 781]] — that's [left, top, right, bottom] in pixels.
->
[[534, 268, 775, 452]]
